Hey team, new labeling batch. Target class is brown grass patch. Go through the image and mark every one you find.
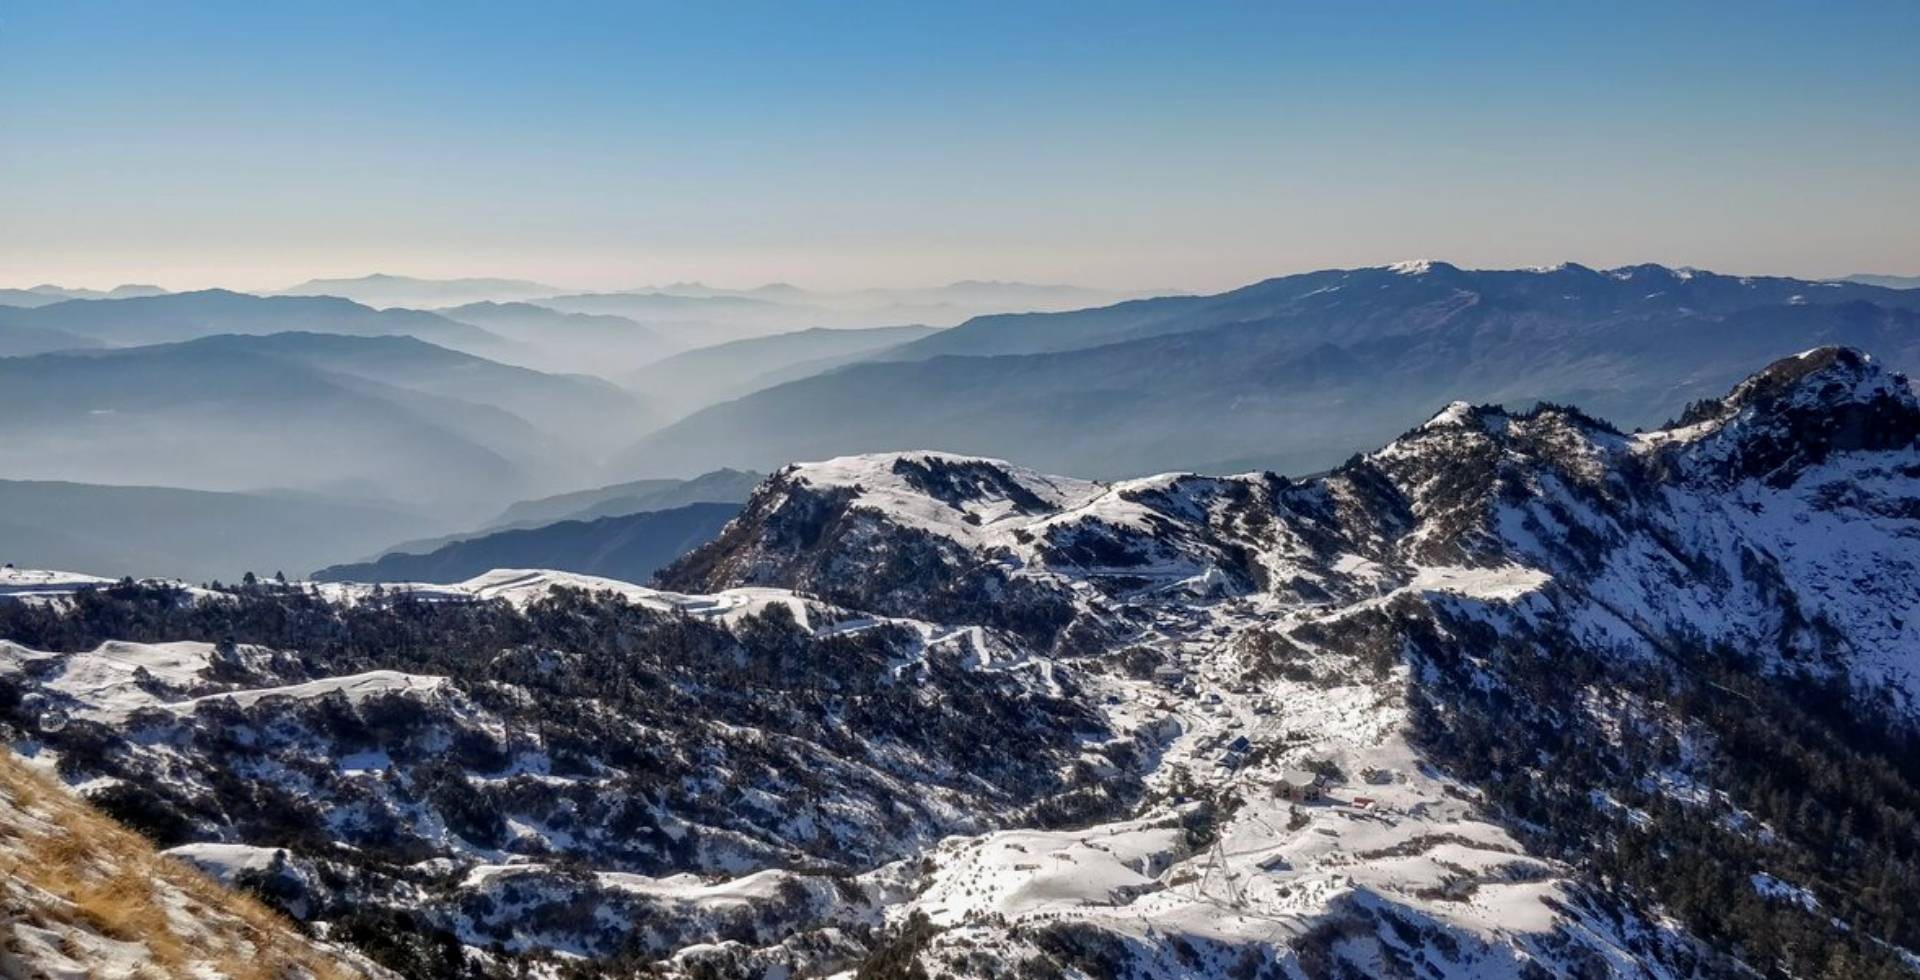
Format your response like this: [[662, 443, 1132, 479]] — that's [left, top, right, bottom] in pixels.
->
[[0, 748, 375, 979]]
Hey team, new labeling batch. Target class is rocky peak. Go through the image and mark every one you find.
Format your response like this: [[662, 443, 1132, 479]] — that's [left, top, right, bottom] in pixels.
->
[[1721, 346, 1908, 419], [1654, 346, 1920, 486]]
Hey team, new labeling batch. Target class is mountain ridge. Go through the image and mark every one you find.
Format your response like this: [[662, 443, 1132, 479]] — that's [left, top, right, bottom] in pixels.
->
[[6, 346, 1920, 977], [613, 263, 1920, 481], [275, 274, 565, 308], [0, 288, 504, 353], [0, 331, 645, 516]]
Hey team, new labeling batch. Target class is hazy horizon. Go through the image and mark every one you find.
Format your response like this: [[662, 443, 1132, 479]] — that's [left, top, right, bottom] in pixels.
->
[[5, 1, 1917, 293], [6, 6, 1920, 978], [5, 256, 1917, 301]]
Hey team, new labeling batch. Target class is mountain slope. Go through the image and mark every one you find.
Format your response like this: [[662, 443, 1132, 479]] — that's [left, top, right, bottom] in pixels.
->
[[0, 746, 381, 979], [8, 347, 1920, 977], [486, 467, 763, 528], [534, 291, 819, 345], [0, 336, 616, 513], [1, 570, 1125, 975], [620, 324, 940, 415], [652, 345, 1920, 975], [0, 479, 444, 583], [435, 301, 676, 376], [888, 261, 1920, 360], [1844, 273, 1920, 290], [310, 501, 742, 583], [615, 263, 1920, 479], [361, 469, 765, 560], [0, 320, 103, 356], [173, 331, 653, 453]]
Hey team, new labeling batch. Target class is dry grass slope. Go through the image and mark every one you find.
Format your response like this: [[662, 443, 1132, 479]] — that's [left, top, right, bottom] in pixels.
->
[[0, 747, 384, 979]]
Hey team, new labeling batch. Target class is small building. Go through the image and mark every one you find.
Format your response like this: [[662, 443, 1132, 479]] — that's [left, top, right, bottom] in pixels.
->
[[1152, 665, 1187, 688], [1276, 769, 1324, 803]]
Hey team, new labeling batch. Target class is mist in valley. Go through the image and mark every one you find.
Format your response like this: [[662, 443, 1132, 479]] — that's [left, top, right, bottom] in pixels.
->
[[4, 263, 1918, 584]]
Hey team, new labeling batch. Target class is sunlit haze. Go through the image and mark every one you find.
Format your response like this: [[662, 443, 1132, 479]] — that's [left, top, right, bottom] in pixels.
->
[[4, 0, 1917, 292]]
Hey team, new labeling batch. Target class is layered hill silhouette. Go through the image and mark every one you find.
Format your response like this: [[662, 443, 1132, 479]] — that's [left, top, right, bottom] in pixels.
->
[[615, 262, 1920, 479], [0, 332, 647, 518], [0, 289, 500, 352]]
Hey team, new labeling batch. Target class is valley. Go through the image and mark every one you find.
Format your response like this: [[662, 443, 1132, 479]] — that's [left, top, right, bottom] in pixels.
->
[[6, 347, 1918, 977], [10, 9, 1916, 976]]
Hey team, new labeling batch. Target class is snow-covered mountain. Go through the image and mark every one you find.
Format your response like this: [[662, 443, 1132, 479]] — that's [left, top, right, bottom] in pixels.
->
[[4, 347, 1919, 977]]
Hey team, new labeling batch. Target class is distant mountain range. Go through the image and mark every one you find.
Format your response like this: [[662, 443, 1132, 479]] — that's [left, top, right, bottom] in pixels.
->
[[1, 277, 1160, 376], [0, 289, 501, 353], [362, 467, 762, 559], [613, 262, 1920, 480], [620, 324, 941, 415], [11, 274, 1150, 319], [1844, 273, 1920, 289], [0, 331, 647, 516], [484, 467, 762, 529], [435, 300, 676, 375], [275, 273, 564, 308], [584, 280, 1163, 340], [311, 501, 741, 583], [259, 275, 1156, 348], [192, 331, 651, 454], [644, 279, 1157, 317], [0, 283, 169, 307], [531, 291, 845, 345]]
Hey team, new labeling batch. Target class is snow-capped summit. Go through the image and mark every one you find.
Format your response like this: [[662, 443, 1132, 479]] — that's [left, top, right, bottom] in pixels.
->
[[1646, 346, 1920, 486], [1691, 346, 1908, 431], [1418, 399, 1502, 431], [1385, 258, 1463, 276], [785, 450, 1106, 540]]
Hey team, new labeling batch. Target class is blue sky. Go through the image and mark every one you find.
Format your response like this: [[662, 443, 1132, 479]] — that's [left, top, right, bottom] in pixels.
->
[[3, 1, 1916, 291]]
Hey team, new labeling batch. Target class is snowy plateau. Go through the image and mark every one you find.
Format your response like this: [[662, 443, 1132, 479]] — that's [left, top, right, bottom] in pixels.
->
[[4, 346, 1920, 979]]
